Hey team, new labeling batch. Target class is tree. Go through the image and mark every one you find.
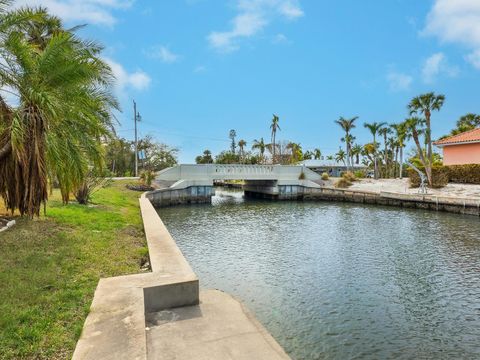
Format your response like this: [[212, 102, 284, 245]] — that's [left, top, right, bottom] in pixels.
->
[[408, 92, 445, 186], [351, 144, 362, 165], [270, 114, 281, 163], [335, 116, 358, 170], [105, 138, 135, 176], [238, 139, 247, 162], [229, 129, 237, 153], [404, 117, 430, 182], [215, 150, 240, 164], [137, 135, 178, 171], [448, 113, 480, 136], [335, 149, 346, 166], [303, 150, 313, 160], [391, 122, 408, 178], [313, 148, 322, 160], [252, 137, 267, 163], [363, 122, 386, 179], [378, 126, 392, 177], [0, 5, 118, 216], [195, 149, 213, 164], [286, 142, 303, 163]]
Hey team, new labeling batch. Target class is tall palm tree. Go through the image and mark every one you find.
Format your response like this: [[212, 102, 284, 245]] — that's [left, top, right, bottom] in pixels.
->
[[408, 92, 445, 186], [313, 148, 321, 160], [238, 139, 246, 162], [270, 114, 280, 164], [363, 122, 386, 179], [252, 137, 266, 163], [335, 116, 358, 169], [404, 117, 430, 183], [0, 5, 118, 217], [378, 126, 392, 177], [391, 122, 407, 178]]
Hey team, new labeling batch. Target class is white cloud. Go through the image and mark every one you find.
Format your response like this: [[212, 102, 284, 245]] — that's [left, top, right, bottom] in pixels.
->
[[193, 65, 207, 73], [14, 0, 133, 27], [386, 71, 413, 92], [421, 52, 459, 83], [424, 0, 480, 69], [208, 0, 303, 52], [146, 46, 180, 63], [103, 57, 151, 96], [272, 33, 289, 44]]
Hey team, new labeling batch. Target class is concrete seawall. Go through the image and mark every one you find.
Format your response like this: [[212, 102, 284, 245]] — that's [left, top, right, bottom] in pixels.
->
[[73, 194, 290, 360], [302, 187, 480, 216]]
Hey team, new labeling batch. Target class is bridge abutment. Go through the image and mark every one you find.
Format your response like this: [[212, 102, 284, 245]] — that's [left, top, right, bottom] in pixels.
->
[[147, 185, 215, 207]]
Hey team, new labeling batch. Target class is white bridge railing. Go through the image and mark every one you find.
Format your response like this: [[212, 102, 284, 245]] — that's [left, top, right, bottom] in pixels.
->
[[156, 164, 321, 182]]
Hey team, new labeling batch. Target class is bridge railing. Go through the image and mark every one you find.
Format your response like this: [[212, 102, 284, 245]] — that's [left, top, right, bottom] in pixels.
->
[[157, 164, 320, 181]]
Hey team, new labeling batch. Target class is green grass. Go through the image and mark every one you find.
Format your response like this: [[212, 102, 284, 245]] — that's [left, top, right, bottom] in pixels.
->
[[0, 181, 148, 360]]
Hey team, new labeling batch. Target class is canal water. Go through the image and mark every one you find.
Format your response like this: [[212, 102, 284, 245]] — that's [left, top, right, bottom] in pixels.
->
[[157, 188, 480, 360]]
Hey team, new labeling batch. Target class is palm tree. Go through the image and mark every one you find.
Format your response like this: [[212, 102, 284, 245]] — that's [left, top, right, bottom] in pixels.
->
[[450, 113, 480, 135], [335, 116, 358, 169], [391, 122, 407, 178], [238, 139, 247, 162], [286, 142, 302, 163], [363, 122, 386, 179], [313, 148, 322, 160], [378, 126, 392, 177], [326, 155, 334, 161], [252, 137, 266, 163], [408, 92, 445, 186], [270, 114, 281, 163], [404, 117, 430, 183], [0, 5, 118, 217], [335, 149, 346, 166], [351, 144, 362, 165]]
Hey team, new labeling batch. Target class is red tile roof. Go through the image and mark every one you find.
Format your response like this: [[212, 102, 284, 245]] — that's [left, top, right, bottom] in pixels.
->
[[434, 127, 480, 146]]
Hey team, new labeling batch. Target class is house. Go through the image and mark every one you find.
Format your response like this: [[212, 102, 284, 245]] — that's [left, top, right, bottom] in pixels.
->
[[434, 128, 480, 166], [301, 159, 366, 177]]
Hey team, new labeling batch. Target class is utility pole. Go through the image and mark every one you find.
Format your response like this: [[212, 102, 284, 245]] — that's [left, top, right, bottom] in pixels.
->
[[133, 100, 141, 177]]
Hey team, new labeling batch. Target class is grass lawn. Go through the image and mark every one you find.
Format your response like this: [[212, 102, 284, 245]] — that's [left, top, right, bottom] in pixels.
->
[[0, 181, 148, 360]]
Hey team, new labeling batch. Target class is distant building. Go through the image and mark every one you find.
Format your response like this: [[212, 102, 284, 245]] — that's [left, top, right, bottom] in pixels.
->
[[434, 128, 480, 165], [301, 159, 366, 177]]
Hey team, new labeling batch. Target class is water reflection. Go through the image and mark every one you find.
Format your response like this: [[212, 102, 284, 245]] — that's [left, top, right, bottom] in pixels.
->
[[157, 188, 480, 360]]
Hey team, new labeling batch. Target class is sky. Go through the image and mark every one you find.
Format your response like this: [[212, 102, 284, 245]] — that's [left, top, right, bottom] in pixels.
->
[[11, 0, 480, 162]]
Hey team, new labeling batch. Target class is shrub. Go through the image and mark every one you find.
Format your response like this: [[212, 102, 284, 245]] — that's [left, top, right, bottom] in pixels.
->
[[335, 178, 352, 188], [321, 172, 329, 180], [299, 171, 306, 180], [342, 171, 357, 182], [408, 165, 449, 188], [140, 169, 156, 186], [446, 164, 480, 184], [74, 169, 112, 205], [354, 170, 365, 179]]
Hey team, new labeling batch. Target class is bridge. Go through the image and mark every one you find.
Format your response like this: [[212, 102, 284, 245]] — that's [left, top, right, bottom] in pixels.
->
[[147, 164, 323, 206]]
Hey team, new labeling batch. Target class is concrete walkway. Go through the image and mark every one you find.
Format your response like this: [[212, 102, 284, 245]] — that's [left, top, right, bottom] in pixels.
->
[[147, 290, 289, 360]]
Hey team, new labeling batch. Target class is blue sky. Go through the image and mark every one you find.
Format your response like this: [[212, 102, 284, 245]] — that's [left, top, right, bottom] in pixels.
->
[[16, 0, 480, 162]]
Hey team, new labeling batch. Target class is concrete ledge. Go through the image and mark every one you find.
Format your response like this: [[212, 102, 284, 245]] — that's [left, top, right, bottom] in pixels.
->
[[74, 193, 289, 359]]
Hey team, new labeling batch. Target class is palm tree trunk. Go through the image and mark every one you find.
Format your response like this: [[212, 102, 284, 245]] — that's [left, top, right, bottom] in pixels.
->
[[399, 147, 403, 179], [412, 130, 432, 185]]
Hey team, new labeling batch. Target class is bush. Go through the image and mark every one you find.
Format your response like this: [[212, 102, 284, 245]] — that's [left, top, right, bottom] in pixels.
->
[[299, 171, 306, 180], [446, 164, 480, 184], [408, 165, 449, 188], [321, 172, 329, 180], [342, 171, 357, 182], [140, 169, 156, 186], [335, 178, 352, 188], [354, 170, 365, 179]]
